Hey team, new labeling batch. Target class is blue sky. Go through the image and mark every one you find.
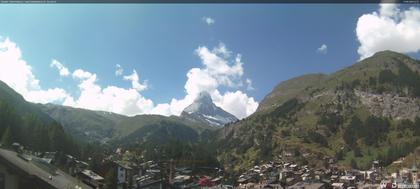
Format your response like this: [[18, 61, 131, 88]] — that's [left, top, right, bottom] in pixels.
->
[[0, 4, 419, 118]]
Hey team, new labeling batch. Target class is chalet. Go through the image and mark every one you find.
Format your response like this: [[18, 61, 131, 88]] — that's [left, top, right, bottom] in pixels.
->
[[78, 169, 104, 189], [289, 164, 298, 171], [0, 148, 91, 189], [330, 175, 339, 183], [176, 167, 192, 175], [137, 177, 163, 189], [302, 172, 314, 181], [284, 151, 293, 157], [63, 154, 89, 176], [339, 175, 356, 187], [237, 176, 250, 184], [40, 152, 57, 164], [172, 175, 193, 188], [331, 182, 345, 189], [114, 161, 133, 189], [286, 177, 298, 186], [369, 171, 383, 184], [279, 168, 292, 181], [372, 160, 380, 170], [314, 169, 325, 180], [289, 181, 326, 189], [211, 176, 223, 185], [173, 175, 191, 183], [238, 182, 255, 189]]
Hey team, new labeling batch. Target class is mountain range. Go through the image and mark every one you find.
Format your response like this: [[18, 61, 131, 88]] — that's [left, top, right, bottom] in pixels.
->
[[217, 51, 420, 172], [1, 50, 420, 173], [36, 90, 237, 144], [0, 80, 78, 155]]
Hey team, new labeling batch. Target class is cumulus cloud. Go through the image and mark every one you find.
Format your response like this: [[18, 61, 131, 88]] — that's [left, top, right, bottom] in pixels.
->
[[0, 37, 257, 119], [317, 44, 328, 54], [195, 43, 244, 88], [379, 3, 399, 17], [115, 64, 123, 76], [72, 69, 93, 80], [356, 4, 420, 60], [202, 17, 215, 25], [26, 88, 69, 104], [0, 37, 154, 116], [123, 70, 148, 92], [50, 59, 70, 77], [0, 37, 70, 103], [216, 91, 258, 119], [152, 43, 258, 119], [64, 69, 154, 116]]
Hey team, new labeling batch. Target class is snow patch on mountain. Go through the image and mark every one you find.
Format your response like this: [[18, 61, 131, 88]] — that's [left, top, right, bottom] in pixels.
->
[[181, 91, 238, 127]]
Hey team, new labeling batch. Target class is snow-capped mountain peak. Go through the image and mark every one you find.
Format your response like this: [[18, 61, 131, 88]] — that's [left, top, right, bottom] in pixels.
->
[[181, 91, 238, 127]]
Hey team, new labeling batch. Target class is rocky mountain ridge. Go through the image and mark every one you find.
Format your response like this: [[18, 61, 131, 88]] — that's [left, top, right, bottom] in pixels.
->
[[217, 50, 420, 172], [181, 91, 238, 127]]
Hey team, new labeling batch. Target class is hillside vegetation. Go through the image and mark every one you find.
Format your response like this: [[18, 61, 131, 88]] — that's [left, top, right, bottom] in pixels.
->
[[0, 81, 79, 155], [218, 51, 420, 173]]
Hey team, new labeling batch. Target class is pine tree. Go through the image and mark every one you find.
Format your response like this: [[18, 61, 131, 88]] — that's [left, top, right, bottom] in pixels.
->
[[1, 126, 13, 147], [350, 158, 358, 169], [105, 167, 117, 189]]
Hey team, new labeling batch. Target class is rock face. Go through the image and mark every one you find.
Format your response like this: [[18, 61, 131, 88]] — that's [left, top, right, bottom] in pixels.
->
[[355, 90, 420, 120], [181, 92, 238, 127], [309, 89, 420, 121]]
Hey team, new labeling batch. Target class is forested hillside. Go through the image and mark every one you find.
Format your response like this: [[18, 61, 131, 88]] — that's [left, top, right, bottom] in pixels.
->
[[218, 51, 420, 173], [0, 81, 79, 156]]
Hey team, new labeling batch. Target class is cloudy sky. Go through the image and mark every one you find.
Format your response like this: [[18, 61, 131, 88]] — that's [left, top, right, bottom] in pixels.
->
[[0, 4, 419, 119]]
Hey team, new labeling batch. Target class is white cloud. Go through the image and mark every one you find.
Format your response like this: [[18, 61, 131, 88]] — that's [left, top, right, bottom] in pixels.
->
[[0, 37, 70, 103], [379, 3, 399, 17], [0, 38, 38, 95], [50, 59, 70, 77], [195, 43, 244, 87], [150, 103, 172, 116], [245, 78, 254, 91], [183, 68, 216, 100], [317, 44, 328, 54], [152, 43, 258, 119], [215, 91, 258, 119], [356, 4, 420, 59], [72, 69, 93, 80], [65, 68, 154, 116], [115, 64, 123, 76], [26, 88, 69, 104], [212, 43, 231, 58], [202, 17, 215, 25], [123, 70, 148, 92], [0, 37, 257, 119], [0, 37, 154, 116]]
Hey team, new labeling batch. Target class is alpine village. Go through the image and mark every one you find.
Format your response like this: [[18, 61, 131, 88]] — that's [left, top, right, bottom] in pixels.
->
[[1, 51, 420, 189]]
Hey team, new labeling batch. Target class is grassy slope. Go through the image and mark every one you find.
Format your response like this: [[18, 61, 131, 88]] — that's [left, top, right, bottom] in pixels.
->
[[114, 114, 214, 140], [0, 81, 56, 124], [38, 103, 127, 141], [218, 51, 420, 173], [39, 104, 215, 143], [0, 80, 79, 155]]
